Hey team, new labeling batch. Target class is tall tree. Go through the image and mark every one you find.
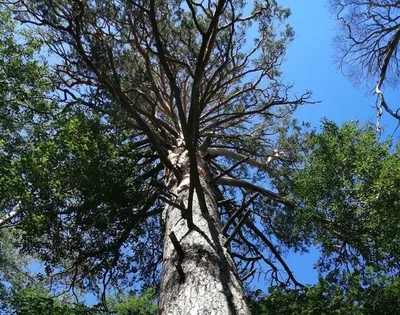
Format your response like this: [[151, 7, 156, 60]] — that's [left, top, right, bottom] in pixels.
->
[[330, 0, 400, 130], [2, 1, 311, 314]]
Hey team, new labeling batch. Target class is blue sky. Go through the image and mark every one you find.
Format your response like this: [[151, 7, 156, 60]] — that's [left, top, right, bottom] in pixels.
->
[[263, 0, 399, 288], [281, 0, 397, 132]]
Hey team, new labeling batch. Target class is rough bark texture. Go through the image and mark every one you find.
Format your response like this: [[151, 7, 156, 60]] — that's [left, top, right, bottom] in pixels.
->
[[159, 147, 250, 315]]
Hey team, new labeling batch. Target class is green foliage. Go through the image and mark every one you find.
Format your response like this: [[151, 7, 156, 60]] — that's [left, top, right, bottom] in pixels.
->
[[251, 120, 400, 314], [249, 273, 400, 315], [0, 8, 52, 310], [290, 121, 400, 274], [0, 229, 30, 311], [0, 6, 159, 296], [2, 282, 157, 315], [5, 286, 94, 315], [16, 111, 151, 273], [108, 289, 157, 315], [0, 9, 55, 213]]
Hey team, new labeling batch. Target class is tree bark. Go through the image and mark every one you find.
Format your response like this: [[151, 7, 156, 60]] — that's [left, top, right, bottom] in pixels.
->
[[159, 148, 250, 315]]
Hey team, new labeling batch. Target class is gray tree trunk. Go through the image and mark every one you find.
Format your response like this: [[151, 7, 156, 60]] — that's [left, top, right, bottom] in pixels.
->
[[159, 148, 250, 315]]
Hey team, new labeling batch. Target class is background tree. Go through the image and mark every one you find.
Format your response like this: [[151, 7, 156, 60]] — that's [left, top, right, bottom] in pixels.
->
[[0, 8, 157, 314], [289, 121, 400, 276], [2, 1, 311, 314], [240, 120, 400, 315], [249, 273, 400, 315], [329, 0, 400, 130], [261, 120, 400, 314]]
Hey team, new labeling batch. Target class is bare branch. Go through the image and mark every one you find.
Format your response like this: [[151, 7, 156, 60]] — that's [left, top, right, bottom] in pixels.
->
[[215, 177, 295, 208], [213, 156, 249, 181], [0, 204, 21, 227], [245, 221, 305, 288], [224, 209, 251, 247], [375, 25, 400, 129], [331, 0, 400, 127], [208, 148, 281, 171], [222, 193, 259, 236], [240, 268, 256, 282]]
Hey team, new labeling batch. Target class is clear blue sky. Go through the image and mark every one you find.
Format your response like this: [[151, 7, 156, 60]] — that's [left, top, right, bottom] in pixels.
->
[[262, 0, 398, 288]]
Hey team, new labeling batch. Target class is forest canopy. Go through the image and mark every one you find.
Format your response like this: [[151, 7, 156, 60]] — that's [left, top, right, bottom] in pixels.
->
[[1, 1, 400, 314]]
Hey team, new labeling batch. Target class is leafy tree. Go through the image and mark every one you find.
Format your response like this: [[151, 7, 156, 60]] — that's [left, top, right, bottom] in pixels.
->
[[0, 8, 55, 311], [4, 285, 96, 315], [108, 289, 157, 315], [329, 0, 400, 129], [3, 283, 157, 315], [0, 9, 56, 226], [249, 120, 400, 314], [249, 274, 400, 315], [0, 229, 31, 312], [0, 1, 159, 298], [1, 1, 313, 314], [288, 121, 400, 276], [0, 7, 158, 314]]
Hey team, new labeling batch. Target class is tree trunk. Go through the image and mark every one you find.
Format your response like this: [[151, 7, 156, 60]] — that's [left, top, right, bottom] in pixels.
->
[[159, 148, 250, 315]]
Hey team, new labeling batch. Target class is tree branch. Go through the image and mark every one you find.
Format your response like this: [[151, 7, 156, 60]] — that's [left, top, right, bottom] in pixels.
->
[[375, 26, 400, 128], [189, 0, 228, 145], [0, 204, 21, 227], [245, 221, 305, 288], [149, 0, 188, 139], [208, 148, 281, 171], [222, 193, 259, 236], [215, 177, 295, 208], [224, 209, 251, 247]]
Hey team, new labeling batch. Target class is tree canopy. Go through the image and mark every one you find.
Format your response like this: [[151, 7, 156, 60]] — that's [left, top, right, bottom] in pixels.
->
[[1, 0, 400, 314], [247, 120, 400, 314], [290, 121, 400, 276], [2, 0, 312, 295]]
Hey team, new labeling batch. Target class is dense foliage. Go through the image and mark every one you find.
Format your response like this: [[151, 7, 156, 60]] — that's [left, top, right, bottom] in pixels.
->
[[245, 120, 400, 314], [1, 0, 400, 313], [249, 275, 400, 315], [291, 121, 400, 276]]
